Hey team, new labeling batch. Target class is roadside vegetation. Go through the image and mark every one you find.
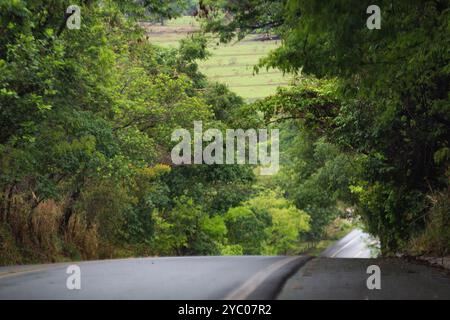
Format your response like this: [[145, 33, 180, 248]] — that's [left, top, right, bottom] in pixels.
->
[[201, 0, 449, 255], [0, 0, 341, 265], [1, 0, 448, 265]]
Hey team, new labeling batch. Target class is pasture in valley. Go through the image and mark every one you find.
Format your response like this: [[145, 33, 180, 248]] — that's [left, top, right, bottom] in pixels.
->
[[143, 17, 291, 101]]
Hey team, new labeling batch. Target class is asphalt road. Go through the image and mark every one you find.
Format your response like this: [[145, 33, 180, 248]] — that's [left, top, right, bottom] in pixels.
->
[[320, 229, 379, 258], [0, 256, 308, 300], [1, 229, 449, 300], [278, 229, 450, 299], [278, 257, 450, 299]]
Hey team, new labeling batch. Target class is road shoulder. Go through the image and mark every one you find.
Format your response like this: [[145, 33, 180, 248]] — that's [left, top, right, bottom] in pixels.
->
[[277, 257, 450, 300]]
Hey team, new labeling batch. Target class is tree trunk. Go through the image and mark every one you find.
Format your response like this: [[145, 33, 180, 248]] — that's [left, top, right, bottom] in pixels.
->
[[59, 189, 81, 235], [3, 184, 14, 223]]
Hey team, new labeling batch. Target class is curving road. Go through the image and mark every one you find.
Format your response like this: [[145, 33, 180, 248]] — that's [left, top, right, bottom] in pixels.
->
[[278, 229, 450, 299], [320, 229, 379, 258], [0, 255, 308, 300], [2, 229, 450, 300]]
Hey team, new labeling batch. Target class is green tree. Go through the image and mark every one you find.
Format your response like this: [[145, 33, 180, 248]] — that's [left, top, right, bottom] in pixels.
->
[[205, 0, 450, 253], [0, 0, 259, 262], [246, 190, 310, 254], [152, 196, 226, 255]]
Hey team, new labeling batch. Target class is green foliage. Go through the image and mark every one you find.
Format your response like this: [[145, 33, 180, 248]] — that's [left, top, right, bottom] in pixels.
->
[[224, 190, 310, 254], [219, 244, 244, 255], [143, 0, 190, 22], [207, 0, 450, 253], [203, 82, 244, 124], [0, 224, 22, 265], [246, 190, 310, 254], [0, 0, 260, 263], [151, 196, 225, 255], [201, 0, 286, 42], [224, 206, 269, 254], [408, 190, 450, 256], [254, 78, 340, 134], [7, 0, 447, 261], [264, 116, 360, 241]]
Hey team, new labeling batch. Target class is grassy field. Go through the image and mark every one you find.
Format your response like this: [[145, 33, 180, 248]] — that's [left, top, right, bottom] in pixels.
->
[[144, 17, 291, 101]]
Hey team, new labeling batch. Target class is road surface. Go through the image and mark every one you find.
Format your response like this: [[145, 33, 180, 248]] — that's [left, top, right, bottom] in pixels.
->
[[320, 229, 379, 258], [1, 229, 450, 299], [278, 229, 450, 299], [278, 257, 450, 299], [0, 256, 308, 300]]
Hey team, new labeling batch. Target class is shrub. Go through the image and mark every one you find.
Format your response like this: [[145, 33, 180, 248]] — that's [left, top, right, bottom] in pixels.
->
[[409, 190, 450, 256]]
